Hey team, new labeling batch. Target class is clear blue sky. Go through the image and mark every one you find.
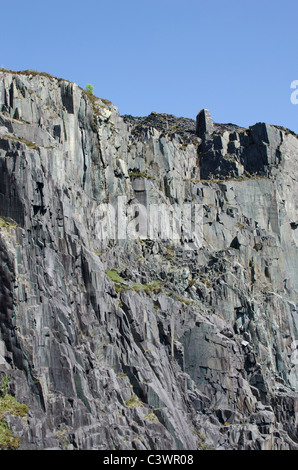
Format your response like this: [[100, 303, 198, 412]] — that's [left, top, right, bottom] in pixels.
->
[[1, 0, 298, 131]]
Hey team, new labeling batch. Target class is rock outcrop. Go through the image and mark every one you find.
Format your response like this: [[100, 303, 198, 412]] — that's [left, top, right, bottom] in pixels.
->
[[0, 69, 297, 450]]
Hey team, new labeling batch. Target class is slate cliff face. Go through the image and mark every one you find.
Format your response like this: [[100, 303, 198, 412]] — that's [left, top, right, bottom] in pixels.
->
[[0, 70, 297, 450]]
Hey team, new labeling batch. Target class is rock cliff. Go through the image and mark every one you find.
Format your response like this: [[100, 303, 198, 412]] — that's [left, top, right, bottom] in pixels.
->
[[0, 69, 297, 450]]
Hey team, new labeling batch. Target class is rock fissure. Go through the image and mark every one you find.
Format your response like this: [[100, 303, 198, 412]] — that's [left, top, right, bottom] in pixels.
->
[[0, 70, 297, 450]]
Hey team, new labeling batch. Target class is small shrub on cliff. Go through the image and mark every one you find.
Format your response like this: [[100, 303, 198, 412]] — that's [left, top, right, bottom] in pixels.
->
[[85, 83, 94, 95]]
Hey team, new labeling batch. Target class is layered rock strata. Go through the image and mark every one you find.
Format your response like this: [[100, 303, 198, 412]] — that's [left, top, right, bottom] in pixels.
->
[[0, 70, 297, 450]]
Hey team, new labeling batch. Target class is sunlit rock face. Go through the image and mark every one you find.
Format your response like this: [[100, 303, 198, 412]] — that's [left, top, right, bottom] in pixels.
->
[[0, 70, 297, 450]]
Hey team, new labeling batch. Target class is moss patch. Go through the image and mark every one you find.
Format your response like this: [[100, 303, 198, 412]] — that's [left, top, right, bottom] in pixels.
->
[[0, 420, 20, 450], [0, 394, 28, 418], [106, 268, 164, 297], [144, 412, 159, 423], [105, 268, 125, 284], [125, 395, 143, 408], [132, 280, 163, 294], [0, 381, 29, 450], [0, 217, 18, 229]]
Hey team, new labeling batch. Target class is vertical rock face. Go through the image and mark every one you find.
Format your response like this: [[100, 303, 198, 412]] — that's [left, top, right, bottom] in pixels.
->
[[196, 109, 214, 137], [0, 70, 297, 450]]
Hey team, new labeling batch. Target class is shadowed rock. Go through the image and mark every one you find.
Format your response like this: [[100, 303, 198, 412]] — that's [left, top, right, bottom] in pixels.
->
[[196, 109, 214, 137], [0, 69, 297, 450]]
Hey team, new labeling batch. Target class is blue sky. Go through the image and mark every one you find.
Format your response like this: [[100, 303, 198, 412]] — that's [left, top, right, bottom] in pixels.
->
[[1, 0, 298, 131]]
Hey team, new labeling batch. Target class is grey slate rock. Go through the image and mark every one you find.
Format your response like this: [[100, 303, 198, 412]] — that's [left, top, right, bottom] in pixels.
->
[[196, 108, 214, 137], [0, 70, 297, 450]]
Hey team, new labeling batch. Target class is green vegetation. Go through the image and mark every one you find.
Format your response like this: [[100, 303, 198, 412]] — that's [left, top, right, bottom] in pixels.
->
[[55, 429, 69, 449], [0, 68, 111, 119], [273, 125, 298, 138], [183, 175, 270, 184], [1, 134, 39, 150], [180, 142, 189, 150], [176, 295, 191, 305], [0, 375, 29, 450], [131, 280, 163, 294], [199, 278, 212, 288], [82, 84, 99, 113], [105, 268, 125, 284], [82, 85, 112, 123], [105, 268, 164, 296], [0, 68, 57, 80], [0, 394, 28, 420], [125, 395, 143, 408], [0, 376, 10, 396], [144, 412, 159, 423], [116, 372, 127, 378], [129, 171, 154, 179], [0, 217, 18, 229], [92, 251, 103, 257], [100, 98, 113, 106], [85, 83, 94, 95]]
